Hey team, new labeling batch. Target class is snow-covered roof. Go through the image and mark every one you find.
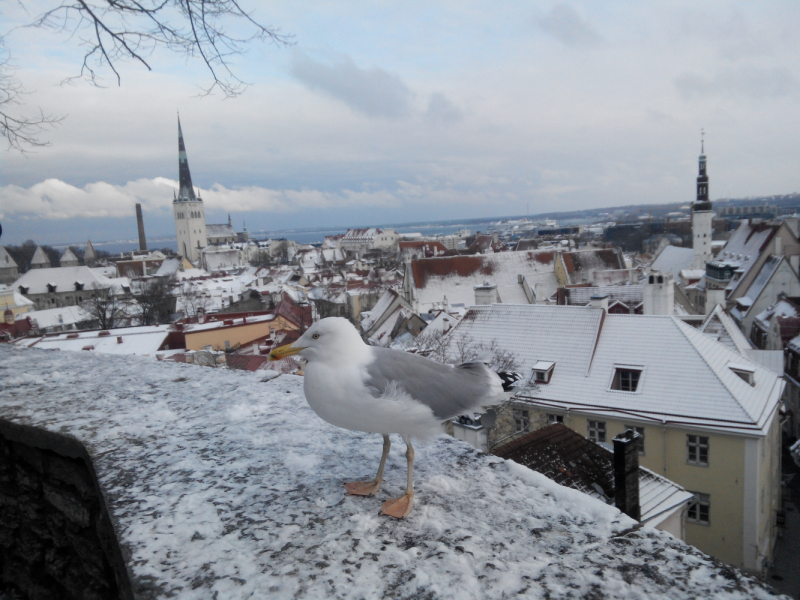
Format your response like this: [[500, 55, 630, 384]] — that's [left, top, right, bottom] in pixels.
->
[[366, 305, 406, 347], [30, 245, 51, 266], [0, 289, 34, 309], [559, 249, 625, 285], [155, 257, 182, 277], [202, 246, 240, 273], [23, 305, 91, 329], [206, 223, 237, 238], [730, 255, 785, 320], [450, 305, 783, 435], [0, 245, 18, 268], [60, 247, 80, 264], [360, 288, 402, 333], [14, 266, 116, 295], [0, 346, 782, 600], [408, 250, 557, 312], [19, 325, 171, 355], [651, 245, 693, 280], [699, 304, 754, 354], [342, 227, 390, 243], [719, 221, 779, 292]]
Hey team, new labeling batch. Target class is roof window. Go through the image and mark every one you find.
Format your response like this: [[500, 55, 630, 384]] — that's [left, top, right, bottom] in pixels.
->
[[728, 363, 755, 386], [610, 367, 642, 392], [530, 361, 555, 384]]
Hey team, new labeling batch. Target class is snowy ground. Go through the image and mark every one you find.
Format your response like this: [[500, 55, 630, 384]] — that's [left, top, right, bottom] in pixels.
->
[[0, 345, 787, 600]]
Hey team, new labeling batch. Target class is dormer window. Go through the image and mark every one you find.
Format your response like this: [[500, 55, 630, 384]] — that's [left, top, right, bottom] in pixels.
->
[[47, 283, 57, 293], [75, 281, 84, 291], [530, 361, 555, 384], [729, 363, 755, 386], [611, 367, 642, 392]]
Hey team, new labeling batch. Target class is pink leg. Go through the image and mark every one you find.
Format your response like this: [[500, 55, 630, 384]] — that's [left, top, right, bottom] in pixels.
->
[[345, 434, 390, 496], [381, 440, 414, 519]]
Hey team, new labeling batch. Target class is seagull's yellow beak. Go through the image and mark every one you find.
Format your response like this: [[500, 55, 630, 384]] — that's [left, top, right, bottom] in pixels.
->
[[269, 343, 305, 361]]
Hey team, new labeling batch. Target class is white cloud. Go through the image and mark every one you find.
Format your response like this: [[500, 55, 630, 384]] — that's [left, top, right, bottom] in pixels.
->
[[0, 176, 510, 222]]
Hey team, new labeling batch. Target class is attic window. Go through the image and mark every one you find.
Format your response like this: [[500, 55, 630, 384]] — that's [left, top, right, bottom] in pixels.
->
[[729, 363, 755, 386], [610, 367, 642, 392], [47, 283, 57, 293], [530, 361, 555, 384]]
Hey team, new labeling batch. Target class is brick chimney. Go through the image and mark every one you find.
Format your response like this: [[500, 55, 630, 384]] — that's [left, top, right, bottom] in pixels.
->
[[135, 203, 147, 251], [613, 430, 641, 521]]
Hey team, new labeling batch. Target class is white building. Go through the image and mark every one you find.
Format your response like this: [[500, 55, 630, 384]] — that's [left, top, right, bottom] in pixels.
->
[[172, 118, 208, 263]]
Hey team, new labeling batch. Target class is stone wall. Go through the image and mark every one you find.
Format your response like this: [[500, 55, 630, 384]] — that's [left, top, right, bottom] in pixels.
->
[[0, 423, 129, 600]]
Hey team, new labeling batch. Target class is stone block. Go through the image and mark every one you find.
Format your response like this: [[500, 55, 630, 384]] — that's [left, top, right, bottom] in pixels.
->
[[17, 528, 46, 565], [45, 455, 94, 498], [43, 482, 91, 528], [14, 463, 41, 493], [66, 529, 109, 583], [12, 442, 44, 473]]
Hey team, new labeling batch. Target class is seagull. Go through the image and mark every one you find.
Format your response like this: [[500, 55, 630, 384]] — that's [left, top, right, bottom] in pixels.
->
[[269, 317, 506, 518]]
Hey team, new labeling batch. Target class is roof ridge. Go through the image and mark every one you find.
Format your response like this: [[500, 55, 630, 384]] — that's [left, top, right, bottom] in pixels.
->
[[672, 318, 764, 424]]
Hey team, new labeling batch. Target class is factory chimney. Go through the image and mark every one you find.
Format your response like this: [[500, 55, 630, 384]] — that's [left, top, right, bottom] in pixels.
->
[[136, 203, 148, 251]]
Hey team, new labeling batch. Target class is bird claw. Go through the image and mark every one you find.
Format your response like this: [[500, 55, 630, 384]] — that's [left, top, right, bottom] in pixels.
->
[[380, 493, 414, 519], [344, 479, 383, 496]]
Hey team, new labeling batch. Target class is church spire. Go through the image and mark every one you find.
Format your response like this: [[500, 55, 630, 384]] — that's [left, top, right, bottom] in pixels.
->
[[694, 129, 711, 211], [177, 115, 198, 202]]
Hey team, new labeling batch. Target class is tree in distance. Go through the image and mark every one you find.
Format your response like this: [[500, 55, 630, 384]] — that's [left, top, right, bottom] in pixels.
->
[[1, 0, 292, 151]]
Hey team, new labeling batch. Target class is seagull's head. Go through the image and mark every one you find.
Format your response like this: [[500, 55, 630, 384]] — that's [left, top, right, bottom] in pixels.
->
[[269, 317, 364, 363]]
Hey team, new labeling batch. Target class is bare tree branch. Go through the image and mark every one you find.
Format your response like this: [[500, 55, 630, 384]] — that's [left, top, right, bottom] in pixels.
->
[[29, 0, 293, 97], [1, 1, 292, 150], [0, 43, 63, 152]]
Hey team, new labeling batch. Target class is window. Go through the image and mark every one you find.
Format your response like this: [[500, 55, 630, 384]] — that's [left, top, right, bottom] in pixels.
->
[[530, 361, 555, 384], [687, 434, 709, 465], [514, 409, 530, 433], [588, 420, 606, 443], [687, 492, 710, 525], [624, 425, 646, 455], [729, 364, 755, 386], [547, 414, 563, 425], [611, 368, 642, 392]]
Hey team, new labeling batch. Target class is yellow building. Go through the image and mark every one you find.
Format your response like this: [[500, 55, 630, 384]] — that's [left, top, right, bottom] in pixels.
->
[[450, 303, 783, 574], [183, 314, 299, 352], [0, 289, 34, 318]]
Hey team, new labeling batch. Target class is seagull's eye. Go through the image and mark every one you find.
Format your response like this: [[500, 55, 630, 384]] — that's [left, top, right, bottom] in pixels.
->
[[312, 333, 320, 340]]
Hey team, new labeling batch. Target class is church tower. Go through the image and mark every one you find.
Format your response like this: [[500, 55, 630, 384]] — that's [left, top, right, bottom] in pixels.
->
[[691, 131, 714, 269], [173, 117, 207, 263]]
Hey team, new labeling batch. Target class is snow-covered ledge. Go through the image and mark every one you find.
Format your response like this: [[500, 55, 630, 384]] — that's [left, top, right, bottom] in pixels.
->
[[0, 346, 785, 599]]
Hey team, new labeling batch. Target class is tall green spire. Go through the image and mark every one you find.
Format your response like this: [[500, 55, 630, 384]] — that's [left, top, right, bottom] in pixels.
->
[[177, 116, 198, 202]]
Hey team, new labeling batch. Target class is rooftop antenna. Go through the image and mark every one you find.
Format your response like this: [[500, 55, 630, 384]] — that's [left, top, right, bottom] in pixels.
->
[[700, 128, 705, 154]]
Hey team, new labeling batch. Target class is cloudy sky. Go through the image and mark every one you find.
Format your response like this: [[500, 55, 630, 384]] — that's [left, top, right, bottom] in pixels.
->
[[2, 1, 799, 245]]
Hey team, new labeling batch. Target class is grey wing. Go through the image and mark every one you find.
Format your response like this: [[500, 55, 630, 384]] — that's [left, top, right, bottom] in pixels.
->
[[364, 347, 505, 420]]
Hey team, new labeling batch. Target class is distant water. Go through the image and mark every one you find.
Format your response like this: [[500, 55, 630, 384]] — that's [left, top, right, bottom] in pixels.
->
[[55, 217, 532, 255]]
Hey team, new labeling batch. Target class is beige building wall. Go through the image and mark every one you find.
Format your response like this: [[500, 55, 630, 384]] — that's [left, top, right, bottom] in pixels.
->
[[506, 408, 753, 569], [0, 291, 33, 317], [184, 316, 296, 351]]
